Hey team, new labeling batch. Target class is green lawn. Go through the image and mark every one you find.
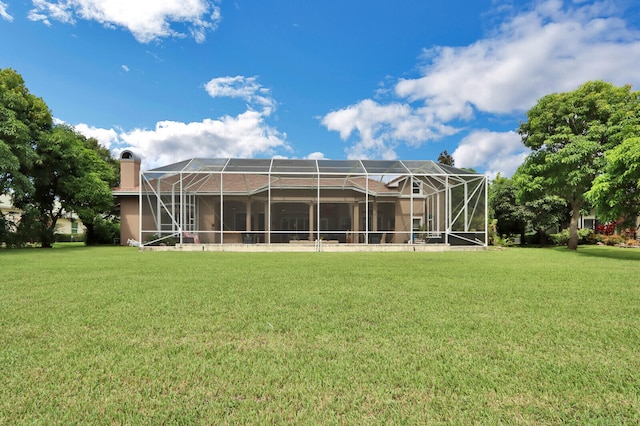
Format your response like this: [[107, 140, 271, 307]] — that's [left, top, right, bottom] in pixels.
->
[[1, 245, 639, 424]]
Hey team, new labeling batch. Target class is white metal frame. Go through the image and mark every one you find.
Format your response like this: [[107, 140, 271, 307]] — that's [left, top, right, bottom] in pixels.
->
[[137, 159, 488, 248]]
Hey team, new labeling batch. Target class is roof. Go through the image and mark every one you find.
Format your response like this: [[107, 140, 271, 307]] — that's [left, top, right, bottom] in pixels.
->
[[112, 158, 485, 196], [146, 158, 482, 177], [130, 173, 399, 196]]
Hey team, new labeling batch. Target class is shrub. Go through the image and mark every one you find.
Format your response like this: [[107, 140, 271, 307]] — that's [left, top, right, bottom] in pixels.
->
[[624, 238, 640, 247], [603, 234, 625, 246], [85, 218, 120, 245], [550, 228, 594, 246], [493, 234, 514, 247], [524, 231, 554, 246], [550, 229, 570, 246], [578, 228, 594, 244], [55, 233, 86, 243]]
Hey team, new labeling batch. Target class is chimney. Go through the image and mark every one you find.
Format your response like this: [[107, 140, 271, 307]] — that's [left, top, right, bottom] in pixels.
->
[[120, 150, 140, 189]]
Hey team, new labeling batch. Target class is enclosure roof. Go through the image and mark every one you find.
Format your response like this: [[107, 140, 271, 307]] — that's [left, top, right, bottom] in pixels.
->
[[146, 158, 481, 176]]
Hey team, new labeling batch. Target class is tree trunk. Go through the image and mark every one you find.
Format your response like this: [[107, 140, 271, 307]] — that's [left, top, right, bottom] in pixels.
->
[[568, 203, 581, 250], [40, 214, 57, 248], [84, 223, 97, 245], [40, 228, 55, 248]]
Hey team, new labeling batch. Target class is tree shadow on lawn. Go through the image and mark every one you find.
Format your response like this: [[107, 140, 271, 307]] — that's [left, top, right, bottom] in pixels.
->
[[575, 245, 640, 261], [0, 242, 115, 252]]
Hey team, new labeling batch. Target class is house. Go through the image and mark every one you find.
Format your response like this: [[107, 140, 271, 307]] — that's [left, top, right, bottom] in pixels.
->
[[112, 151, 488, 249], [0, 194, 86, 237], [0, 194, 21, 234]]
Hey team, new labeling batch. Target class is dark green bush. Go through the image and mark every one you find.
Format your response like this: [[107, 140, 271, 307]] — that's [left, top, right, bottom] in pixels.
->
[[524, 231, 554, 246], [55, 233, 86, 243], [85, 217, 120, 245]]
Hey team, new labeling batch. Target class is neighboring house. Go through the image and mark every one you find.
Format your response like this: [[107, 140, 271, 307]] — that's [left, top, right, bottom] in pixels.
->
[[0, 194, 20, 232], [578, 211, 639, 236], [578, 213, 600, 231], [0, 193, 86, 237], [113, 151, 489, 248]]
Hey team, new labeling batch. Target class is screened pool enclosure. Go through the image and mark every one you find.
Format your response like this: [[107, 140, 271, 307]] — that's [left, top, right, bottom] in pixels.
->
[[136, 158, 487, 247]]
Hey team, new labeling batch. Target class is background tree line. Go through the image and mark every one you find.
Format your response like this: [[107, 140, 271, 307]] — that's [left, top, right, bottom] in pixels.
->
[[1, 68, 119, 247]]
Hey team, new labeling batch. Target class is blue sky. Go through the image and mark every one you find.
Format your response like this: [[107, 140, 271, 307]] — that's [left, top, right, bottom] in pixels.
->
[[2, 0, 640, 176]]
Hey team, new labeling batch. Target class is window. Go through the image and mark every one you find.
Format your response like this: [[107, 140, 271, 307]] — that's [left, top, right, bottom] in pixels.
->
[[71, 220, 78, 234], [412, 180, 422, 195]]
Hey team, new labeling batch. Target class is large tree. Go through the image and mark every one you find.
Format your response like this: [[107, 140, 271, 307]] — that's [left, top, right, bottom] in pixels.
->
[[586, 137, 640, 228], [2, 69, 116, 247], [515, 81, 640, 250], [13, 125, 115, 247]]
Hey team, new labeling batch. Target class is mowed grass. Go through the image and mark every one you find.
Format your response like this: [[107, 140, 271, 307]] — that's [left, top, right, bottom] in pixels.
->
[[1, 246, 639, 424]]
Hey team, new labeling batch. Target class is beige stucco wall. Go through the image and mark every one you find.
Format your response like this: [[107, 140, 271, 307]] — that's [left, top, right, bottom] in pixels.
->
[[120, 156, 140, 189], [56, 217, 86, 235], [119, 196, 139, 244]]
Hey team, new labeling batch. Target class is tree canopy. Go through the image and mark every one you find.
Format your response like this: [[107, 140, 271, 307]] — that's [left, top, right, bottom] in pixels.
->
[[489, 174, 569, 245], [437, 150, 455, 166], [586, 137, 640, 228], [514, 81, 640, 249], [1, 68, 116, 247], [489, 174, 524, 238], [0, 69, 52, 198]]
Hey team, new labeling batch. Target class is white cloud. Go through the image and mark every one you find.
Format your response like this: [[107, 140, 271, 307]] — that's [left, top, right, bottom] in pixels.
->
[[121, 64, 130, 72], [28, 0, 222, 43], [119, 111, 287, 168], [74, 111, 288, 169], [453, 130, 529, 179], [305, 152, 327, 160], [321, 0, 640, 169], [322, 99, 458, 160], [204, 76, 275, 114], [73, 123, 121, 150], [395, 0, 640, 115], [0, 1, 13, 21], [28, 0, 76, 26]]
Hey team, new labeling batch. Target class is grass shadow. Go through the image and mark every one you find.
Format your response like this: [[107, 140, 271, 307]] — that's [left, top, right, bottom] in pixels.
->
[[575, 245, 640, 261], [0, 242, 117, 253]]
